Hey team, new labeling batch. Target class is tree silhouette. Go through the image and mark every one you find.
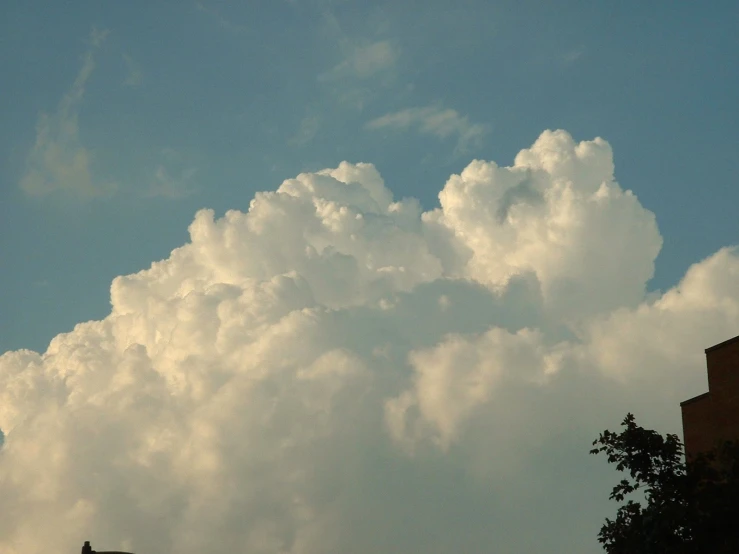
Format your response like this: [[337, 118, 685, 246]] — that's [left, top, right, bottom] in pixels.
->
[[591, 413, 739, 553]]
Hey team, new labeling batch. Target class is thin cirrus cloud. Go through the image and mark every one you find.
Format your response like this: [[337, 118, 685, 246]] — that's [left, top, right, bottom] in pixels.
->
[[317, 14, 401, 110], [366, 105, 489, 154], [318, 9, 399, 83], [288, 114, 321, 147], [122, 54, 143, 87], [1, 130, 737, 553], [326, 39, 400, 80], [19, 27, 116, 199], [144, 148, 199, 199], [195, 1, 248, 33]]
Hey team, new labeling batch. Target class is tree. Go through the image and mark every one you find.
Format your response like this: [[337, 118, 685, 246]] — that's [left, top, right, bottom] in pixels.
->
[[590, 413, 739, 553]]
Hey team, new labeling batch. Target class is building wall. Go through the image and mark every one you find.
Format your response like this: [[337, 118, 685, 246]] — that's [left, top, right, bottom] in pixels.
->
[[681, 335, 739, 460]]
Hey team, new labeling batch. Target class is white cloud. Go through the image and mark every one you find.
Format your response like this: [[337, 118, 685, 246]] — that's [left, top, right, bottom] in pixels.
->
[[1, 130, 737, 553], [19, 27, 116, 198], [122, 54, 143, 87], [426, 130, 662, 320], [366, 105, 488, 154]]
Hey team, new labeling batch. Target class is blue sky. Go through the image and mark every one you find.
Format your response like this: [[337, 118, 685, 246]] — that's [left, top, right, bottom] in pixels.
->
[[1, 2, 738, 553], [2, 0, 737, 354]]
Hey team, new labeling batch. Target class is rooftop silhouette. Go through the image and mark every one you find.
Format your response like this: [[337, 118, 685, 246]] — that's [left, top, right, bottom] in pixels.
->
[[81, 540, 134, 554], [681, 333, 739, 459]]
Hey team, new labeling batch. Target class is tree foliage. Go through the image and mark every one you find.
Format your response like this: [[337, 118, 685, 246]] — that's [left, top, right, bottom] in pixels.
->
[[591, 413, 739, 553]]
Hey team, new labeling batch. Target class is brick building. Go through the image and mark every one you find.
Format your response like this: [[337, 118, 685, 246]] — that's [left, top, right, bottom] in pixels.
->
[[681, 334, 739, 460]]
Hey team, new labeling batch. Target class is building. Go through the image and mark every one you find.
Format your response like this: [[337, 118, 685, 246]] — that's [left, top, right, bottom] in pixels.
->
[[681, 334, 739, 460]]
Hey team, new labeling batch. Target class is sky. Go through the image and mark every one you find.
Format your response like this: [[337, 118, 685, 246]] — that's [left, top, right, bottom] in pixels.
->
[[0, 1, 737, 552]]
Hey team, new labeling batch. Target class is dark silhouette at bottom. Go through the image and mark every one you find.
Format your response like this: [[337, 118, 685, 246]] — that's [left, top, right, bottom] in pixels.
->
[[81, 540, 134, 554]]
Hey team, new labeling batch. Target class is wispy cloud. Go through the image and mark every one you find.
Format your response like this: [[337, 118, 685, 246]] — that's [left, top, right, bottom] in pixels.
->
[[122, 53, 143, 87], [316, 10, 400, 110], [324, 40, 399, 81], [561, 46, 585, 65], [318, 39, 400, 110], [288, 115, 321, 147], [19, 27, 116, 198], [195, 1, 247, 33], [366, 105, 488, 154], [144, 148, 199, 199]]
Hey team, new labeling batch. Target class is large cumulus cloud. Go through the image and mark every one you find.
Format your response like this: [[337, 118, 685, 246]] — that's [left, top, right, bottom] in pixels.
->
[[1, 130, 737, 553]]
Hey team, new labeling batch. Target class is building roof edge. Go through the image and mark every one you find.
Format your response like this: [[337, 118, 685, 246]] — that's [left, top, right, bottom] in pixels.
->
[[705, 334, 739, 353], [680, 391, 710, 407]]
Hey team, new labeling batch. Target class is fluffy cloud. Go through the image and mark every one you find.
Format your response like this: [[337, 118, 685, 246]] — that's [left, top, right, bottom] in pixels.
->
[[2, 131, 737, 553], [366, 105, 488, 154], [19, 28, 116, 198], [426, 130, 662, 319]]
